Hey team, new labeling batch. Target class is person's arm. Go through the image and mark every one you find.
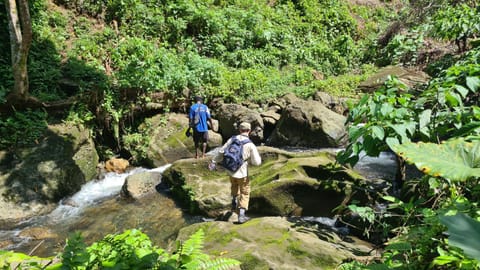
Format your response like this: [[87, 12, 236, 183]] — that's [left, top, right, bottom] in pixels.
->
[[208, 118, 214, 130], [213, 138, 231, 163], [188, 105, 194, 126], [205, 106, 214, 130], [249, 144, 261, 166]]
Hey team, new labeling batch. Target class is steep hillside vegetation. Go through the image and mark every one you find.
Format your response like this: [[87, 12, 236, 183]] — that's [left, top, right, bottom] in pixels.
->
[[0, 0, 478, 155], [2, 0, 395, 105], [0, 0, 399, 155]]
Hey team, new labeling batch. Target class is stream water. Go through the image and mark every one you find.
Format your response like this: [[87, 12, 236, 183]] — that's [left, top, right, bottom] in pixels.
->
[[0, 150, 401, 258], [0, 165, 201, 257]]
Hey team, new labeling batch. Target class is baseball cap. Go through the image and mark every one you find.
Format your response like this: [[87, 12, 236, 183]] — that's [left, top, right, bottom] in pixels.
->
[[239, 122, 251, 130]]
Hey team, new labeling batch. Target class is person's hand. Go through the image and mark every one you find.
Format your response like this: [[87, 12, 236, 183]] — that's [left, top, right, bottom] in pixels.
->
[[208, 160, 216, 171]]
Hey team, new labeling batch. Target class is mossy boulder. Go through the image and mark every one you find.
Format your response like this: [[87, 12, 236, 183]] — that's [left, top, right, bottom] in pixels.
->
[[214, 103, 264, 143], [143, 113, 222, 167], [0, 123, 98, 225], [142, 113, 194, 167], [161, 147, 375, 218], [161, 157, 232, 216], [173, 216, 374, 270], [267, 94, 348, 148], [357, 65, 429, 93]]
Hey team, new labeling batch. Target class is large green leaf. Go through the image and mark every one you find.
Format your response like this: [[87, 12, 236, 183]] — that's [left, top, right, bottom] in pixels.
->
[[466, 76, 480, 92], [391, 139, 480, 181], [440, 213, 480, 262]]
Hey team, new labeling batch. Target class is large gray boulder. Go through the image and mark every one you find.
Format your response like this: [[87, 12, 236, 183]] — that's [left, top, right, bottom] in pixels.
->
[[214, 104, 264, 143], [0, 123, 99, 225], [268, 94, 348, 148], [121, 171, 162, 199], [313, 91, 349, 116]]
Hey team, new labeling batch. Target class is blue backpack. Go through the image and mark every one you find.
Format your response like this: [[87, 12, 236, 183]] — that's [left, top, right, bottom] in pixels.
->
[[222, 136, 251, 172]]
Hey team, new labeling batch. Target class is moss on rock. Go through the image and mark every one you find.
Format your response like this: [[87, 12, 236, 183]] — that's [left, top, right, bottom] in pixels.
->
[[0, 123, 99, 222], [173, 217, 374, 270], [161, 146, 377, 218]]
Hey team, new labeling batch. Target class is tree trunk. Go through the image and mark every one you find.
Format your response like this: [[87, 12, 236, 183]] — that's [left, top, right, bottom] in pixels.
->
[[5, 0, 33, 102]]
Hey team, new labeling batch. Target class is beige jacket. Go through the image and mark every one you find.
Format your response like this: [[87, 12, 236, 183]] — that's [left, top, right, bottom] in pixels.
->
[[214, 134, 262, 178]]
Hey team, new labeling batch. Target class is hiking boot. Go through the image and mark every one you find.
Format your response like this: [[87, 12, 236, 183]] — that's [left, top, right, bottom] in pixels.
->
[[237, 208, 250, 224], [238, 214, 250, 224]]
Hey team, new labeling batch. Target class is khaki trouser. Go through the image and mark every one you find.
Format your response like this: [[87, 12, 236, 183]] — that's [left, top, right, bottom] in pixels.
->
[[230, 176, 250, 211]]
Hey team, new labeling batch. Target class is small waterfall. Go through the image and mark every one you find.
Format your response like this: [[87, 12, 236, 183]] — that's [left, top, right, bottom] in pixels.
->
[[48, 167, 148, 220], [22, 164, 172, 224]]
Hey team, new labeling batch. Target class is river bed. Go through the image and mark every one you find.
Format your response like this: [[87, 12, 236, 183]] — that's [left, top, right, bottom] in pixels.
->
[[0, 165, 201, 257], [0, 150, 402, 258]]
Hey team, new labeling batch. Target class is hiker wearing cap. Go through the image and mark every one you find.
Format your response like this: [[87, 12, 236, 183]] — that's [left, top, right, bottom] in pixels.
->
[[189, 96, 213, 158], [211, 122, 262, 224]]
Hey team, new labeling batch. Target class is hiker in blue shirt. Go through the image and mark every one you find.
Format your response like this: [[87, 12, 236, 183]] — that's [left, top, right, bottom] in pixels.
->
[[189, 96, 213, 158]]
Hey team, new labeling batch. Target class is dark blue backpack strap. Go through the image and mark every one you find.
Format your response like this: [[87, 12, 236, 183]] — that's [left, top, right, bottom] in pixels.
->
[[241, 139, 251, 145]]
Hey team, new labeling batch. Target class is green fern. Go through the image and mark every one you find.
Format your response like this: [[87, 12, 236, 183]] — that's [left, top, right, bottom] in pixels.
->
[[168, 229, 241, 270], [179, 228, 207, 259], [198, 258, 242, 270]]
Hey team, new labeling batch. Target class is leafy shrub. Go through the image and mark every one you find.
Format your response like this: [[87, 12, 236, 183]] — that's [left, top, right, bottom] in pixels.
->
[[340, 138, 480, 269], [0, 110, 48, 149], [61, 58, 109, 92], [337, 76, 416, 166], [1, 0, 389, 105], [122, 119, 153, 165], [47, 10, 68, 28], [0, 229, 240, 269], [425, 53, 457, 77], [312, 65, 376, 97], [212, 66, 287, 103], [429, 4, 480, 51], [65, 102, 95, 126], [337, 46, 480, 269], [28, 40, 63, 101], [380, 30, 425, 66], [338, 47, 480, 167]]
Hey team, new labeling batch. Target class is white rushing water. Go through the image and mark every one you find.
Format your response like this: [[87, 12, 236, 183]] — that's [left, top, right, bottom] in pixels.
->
[[354, 151, 397, 180], [1, 164, 174, 254], [48, 164, 172, 221]]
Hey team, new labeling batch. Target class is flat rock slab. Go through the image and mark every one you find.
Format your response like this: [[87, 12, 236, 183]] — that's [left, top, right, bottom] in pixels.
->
[[174, 216, 375, 270]]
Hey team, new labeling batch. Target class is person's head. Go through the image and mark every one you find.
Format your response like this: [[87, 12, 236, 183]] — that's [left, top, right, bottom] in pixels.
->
[[194, 95, 204, 103], [238, 122, 251, 134]]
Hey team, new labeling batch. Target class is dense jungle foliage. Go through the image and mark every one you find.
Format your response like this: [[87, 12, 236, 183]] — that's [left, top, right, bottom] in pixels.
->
[[1, 0, 480, 269], [0, 0, 394, 158]]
